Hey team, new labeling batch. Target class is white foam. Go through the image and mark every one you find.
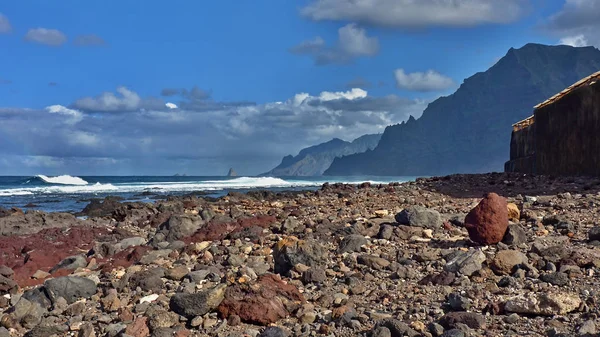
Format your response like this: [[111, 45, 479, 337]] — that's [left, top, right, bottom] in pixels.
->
[[37, 175, 89, 186]]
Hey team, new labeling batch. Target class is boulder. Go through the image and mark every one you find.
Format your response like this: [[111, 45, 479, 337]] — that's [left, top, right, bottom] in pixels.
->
[[395, 206, 442, 229], [170, 284, 227, 317], [273, 237, 326, 275], [464, 193, 509, 245], [504, 292, 581, 316], [44, 276, 97, 304], [444, 249, 486, 276], [217, 274, 305, 325], [490, 250, 528, 275], [160, 215, 204, 242]]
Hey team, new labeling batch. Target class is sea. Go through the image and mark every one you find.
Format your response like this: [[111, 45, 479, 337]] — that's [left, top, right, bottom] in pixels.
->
[[0, 175, 417, 213]]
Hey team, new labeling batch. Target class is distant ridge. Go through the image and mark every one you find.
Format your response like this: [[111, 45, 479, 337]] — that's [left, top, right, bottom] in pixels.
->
[[262, 134, 381, 176], [227, 168, 237, 177], [324, 43, 600, 176]]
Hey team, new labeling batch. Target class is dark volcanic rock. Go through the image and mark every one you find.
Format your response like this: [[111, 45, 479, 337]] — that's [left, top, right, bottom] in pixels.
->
[[169, 284, 226, 317], [502, 224, 527, 245], [395, 206, 442, 229], [439, 312, 486, 330], [217, 274, 305, 325], [373, 319, 420, 337], [44, 276, 97, 304], [273, 237, 326, 275], [464, 193, 509, 245], [78, 197, 122, 217], [160, 214, 204, 242], [338, 234, 367, 253]]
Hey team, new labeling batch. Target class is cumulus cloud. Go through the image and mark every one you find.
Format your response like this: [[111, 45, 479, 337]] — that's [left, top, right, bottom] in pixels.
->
[[165, 102, 178, 109], [73, 34, 107, 46], [394, 69, 455, 92], [301, 0, 528, 28], [45, 105, 83, 124], [72, 86, 166, 112], [25, 28, 67, 46], [0, 87, 429, 174], [0, 13, 11, 33], [545, 0, 600, 47], [291, 23, 379, 65]]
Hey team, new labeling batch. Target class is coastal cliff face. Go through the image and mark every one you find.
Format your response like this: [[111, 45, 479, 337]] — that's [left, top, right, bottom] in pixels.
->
[[263, 134, 381, 176], [324, 44, 600, 176]]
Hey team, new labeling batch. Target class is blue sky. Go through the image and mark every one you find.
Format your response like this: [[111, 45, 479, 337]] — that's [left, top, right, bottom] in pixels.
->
[[0, 0, 598, 175]]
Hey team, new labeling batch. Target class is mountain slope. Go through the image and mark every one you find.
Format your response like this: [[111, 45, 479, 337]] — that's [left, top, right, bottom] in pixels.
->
[[325, 43, 600, 176], [263, 134, 381, 176]]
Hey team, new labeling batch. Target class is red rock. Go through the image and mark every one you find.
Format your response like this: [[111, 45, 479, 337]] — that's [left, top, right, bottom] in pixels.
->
[[0, 226, 109, 286], [100, 246, 152, 272], [464, 193, 509, 245], [217, 273, 305, 325], [125, 317, 150, 337], [185, 215, 276, 243]]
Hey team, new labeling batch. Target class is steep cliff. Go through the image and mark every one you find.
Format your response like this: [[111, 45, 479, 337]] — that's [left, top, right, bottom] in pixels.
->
[[263, 134, 381, 176], [324, 43, 600, 176]]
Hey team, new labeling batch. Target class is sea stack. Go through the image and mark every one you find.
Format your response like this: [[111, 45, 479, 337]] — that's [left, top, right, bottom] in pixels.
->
[[227, 168, 237, 177]]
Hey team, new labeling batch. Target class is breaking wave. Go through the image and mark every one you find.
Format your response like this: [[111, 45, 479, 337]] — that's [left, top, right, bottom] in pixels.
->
[[35, 175, 89, 186]]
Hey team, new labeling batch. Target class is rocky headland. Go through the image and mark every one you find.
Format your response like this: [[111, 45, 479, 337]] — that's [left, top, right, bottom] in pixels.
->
[[2, 173, 600, 336]]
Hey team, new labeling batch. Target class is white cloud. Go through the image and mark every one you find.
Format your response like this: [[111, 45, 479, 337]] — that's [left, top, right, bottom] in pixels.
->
[[319, 88, 367, 101], [394, 69, 455, 92], [301, 0, 528, 28], [165, 102, 178, 109], [25, 28, 67, 46], [291, 23, 379, 65], [559, 34, 589, 47], [45, 105, 83, 124], [0, 13, 11, 34], [546, 0, 600, 47], [73, 86, 142, 112]]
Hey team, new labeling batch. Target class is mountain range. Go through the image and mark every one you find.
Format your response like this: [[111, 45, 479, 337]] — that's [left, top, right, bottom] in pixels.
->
[[261, 134, 381, 176]]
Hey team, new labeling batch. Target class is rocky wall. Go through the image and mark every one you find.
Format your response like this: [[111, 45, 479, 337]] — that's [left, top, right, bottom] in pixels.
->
[[505, 123, 536, 174]]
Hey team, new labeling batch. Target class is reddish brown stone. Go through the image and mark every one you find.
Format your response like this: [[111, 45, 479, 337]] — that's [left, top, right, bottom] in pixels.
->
[[125, 317, 150, 337], [100, 245, 152, 273], [185, 215, 276, 243], [464, 193, 509, 245], [217, 273, 305, 325]]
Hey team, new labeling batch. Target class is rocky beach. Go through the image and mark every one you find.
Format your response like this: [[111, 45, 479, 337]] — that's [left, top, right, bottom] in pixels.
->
[[2, 173, 600, 337]]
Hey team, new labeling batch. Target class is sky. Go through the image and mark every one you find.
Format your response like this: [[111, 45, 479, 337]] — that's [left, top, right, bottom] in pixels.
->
[[0, 0, 599, 176]]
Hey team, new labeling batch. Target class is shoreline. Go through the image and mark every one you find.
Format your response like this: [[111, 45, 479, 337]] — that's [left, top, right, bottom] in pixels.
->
[[1, 172, 600, 336]]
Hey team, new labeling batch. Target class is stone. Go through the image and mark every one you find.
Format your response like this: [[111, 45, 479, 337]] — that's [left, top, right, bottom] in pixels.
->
[[44, 276, 97, 304], [31, 270, 51, 279], [338, 234, 367, 253], [0, 275, 17, 295], [540, 272, 569, 286], [7, 297, 46, 329], [258, 327, 288, 337], [124, 317, 150, 337], [129, 268, 164, 292], [419, 271, 455, 286], [395, 206, 442, 229], [371, 326, 392, 337], [439, 312, 486, 330], [588, 227, 600, 242], [161, 214, 204, 242], [502, 224, 527, 245], [507, 203, 520, 222], [0, 328, 8, 337], [578, 320, 596, 335], [504, 292, 581, 316], [0, 266, 14, 278], [490, 250, 528, 275], [146, 308, 179, 330], [281, 217, 300, 233], [273, 237, 326, 275], [428, 322, 445, 337], [373, 319, 420, 337], [301, 268, 326, 284], [165, 266, 189, 281], [444, 250, 486, 276], [357, 255, 391, 270], [440, 329, 465, 337], [448, 293, 472, 311], [49, 254, 87, 273], [464, 193, 509, 245], [78, 322, 96, 337], [218, 274, 305, 325], [169, 284, 227, 317]]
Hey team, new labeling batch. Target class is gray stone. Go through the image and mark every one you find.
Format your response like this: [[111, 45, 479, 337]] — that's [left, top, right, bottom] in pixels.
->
[[448, 293, 472, 311], [273, 238, 326, 275], [502, 224, 527, 245], [161, 214, 204, 242], [281, 217, 300, 233], [339, 234, 368, 253], [357, 255, 391, 270], [589, 227, 600, 242], [9, 297, 46, 328], [374, 319, 420, 337], [504, 292, 581, 316], [49, 255, 87, 273], [21, 287, 52, 309], [371, 326, 392, 337], [302, 268, 327, 284], [578, 320, 596, 335], [440, 329, 465, 337], [0, 327, 9, 337], [395, 206, 442, 229], [0, 275, 17, 295], [186, 270, 212, 283], [378, 224, 394, 240], [129, 268, 165, 292], [258, 327, 289, 337], [169, 284, 226, 317], [540, 272, 569, 286], [23, 325, 67, 337], [44, 276, 97, 304], [428, 322, 445, 337], [104, 323, 127, 337], [439, 312, 485, 329], [444, 249, 486, 276], [115, 237, 147, 251]]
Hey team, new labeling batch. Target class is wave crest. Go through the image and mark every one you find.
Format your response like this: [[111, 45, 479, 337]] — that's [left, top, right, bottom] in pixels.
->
[[36, 175, 89, 186]]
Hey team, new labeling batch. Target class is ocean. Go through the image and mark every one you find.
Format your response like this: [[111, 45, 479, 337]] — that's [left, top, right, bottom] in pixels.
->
[[0, 175, 417, 213]]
